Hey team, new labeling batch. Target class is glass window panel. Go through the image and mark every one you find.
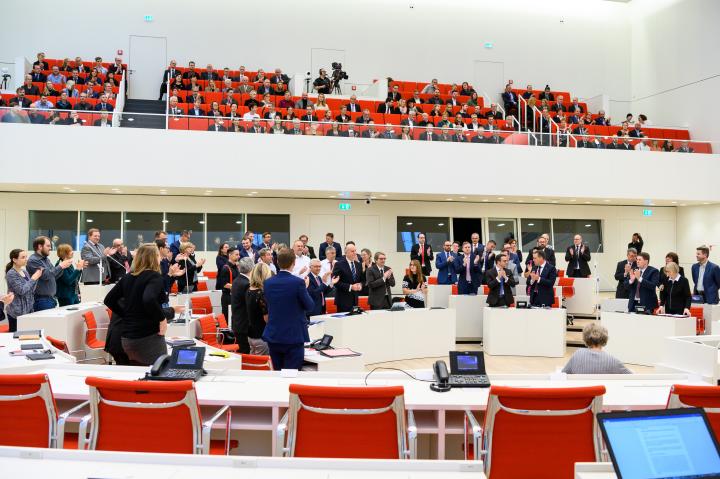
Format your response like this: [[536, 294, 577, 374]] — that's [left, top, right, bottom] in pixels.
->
[[396, 217, 449, 252], [28, 211, 77, 251], [247, 214, 290, 247], [553, 219, 603, 253], [487, 219, 517, 248], [207, 213, 245, 250], [123, 212, 163, 250], [165, 213, 205, 250], [520, 218, 552, 253], [78, 212, 121, 250]]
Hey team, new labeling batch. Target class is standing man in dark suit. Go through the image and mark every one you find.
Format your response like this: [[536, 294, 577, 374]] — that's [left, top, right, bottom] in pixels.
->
[[366, 252, 395, 310], [536, 234, 556, 266], [614, 248, 637, 299], [299, 234, 316, 259], [263, 249, 315, 370], [217, 247, 240, 320], [528, 250, 558, 307], [692, 245, 720, 304], [318, 232, 342, 261], [478, 240, 496, 284], [332, 243, 363, 312], [435, 241, 457, 285], [230, 257, 254, 354], [454, 242, 481, 295], [486, 254, 517, 307], [565, 234, 592, 278], [307, 259, 337, 316], [159, 60, 179, 100], [625, 252, 659, 313], [410, 233, 434, 277]]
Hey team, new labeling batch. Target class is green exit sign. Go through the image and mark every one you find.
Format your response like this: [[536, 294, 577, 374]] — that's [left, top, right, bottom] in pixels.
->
[[338, 203, 351, 211], [643, 209, 653, 216]]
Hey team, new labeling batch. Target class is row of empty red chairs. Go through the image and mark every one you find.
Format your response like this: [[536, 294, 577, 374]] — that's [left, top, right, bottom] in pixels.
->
[[1, 373, 718, 474]]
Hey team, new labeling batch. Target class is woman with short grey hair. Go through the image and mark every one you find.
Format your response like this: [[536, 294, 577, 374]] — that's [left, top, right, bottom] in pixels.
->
[[562, 323, 631, 374]]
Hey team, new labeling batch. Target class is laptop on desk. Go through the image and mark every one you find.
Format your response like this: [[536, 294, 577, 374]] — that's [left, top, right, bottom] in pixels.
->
[[597, 408, 720, 479]]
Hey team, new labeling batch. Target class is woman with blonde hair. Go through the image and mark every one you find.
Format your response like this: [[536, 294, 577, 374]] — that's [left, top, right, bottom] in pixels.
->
[[315, 93, 329, 111], [55, 244, 85, 306], [176, 242, 205, 293], [104, 243, 184, 365], [205, 79, 218, 92], [246, 262, 273, 356]]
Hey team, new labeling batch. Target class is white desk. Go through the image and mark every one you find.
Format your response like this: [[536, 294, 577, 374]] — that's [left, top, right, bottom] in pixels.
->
[[601, 298, 629, 313], [426, 284, 453, 308], [78, 283, 115, 303], [166, 317, 202, 338], [171, 290, 223, 317], [483, 307, 566, 357], [0, 333, 76, 367], [310, 309, 456, 364], [601, 312, 697, 366], [0, 446, 486, 478], [303, 348, 365, 372], [703, 304, 720, 334], [448, 294, 486, 341], [562, 277, 597, 316], [656, 335, 720, 384], [575, 463, 616, 479], [17, 303, 110, 361]]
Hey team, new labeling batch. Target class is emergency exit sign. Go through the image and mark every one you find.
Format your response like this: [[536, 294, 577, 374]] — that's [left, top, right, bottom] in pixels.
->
[[643, 209, 653, 216], [338, 203, 351, 211]]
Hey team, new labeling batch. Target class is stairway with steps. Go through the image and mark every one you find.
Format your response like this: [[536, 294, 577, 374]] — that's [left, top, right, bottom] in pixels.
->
[[120, 99, 166, 129]]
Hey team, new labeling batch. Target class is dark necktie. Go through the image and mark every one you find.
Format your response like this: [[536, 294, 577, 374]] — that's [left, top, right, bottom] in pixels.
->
[[350, 261, 357, 281]]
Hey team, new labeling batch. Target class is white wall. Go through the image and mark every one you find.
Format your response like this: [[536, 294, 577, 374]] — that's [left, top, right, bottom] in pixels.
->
[[0, 192, 677, 294], [676, 204, 720, 274], [0, 0, 632, 102], [630, 0, 720, 141]]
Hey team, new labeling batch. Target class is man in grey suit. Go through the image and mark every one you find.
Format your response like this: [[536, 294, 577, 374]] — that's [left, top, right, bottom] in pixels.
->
[[80, 228, 115, 284], [366, 251, 395, 310]]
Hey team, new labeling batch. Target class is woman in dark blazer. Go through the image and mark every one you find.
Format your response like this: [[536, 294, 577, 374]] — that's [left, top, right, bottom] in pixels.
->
[[55, 244, 84, 306], [359, 248, 373, 296], [104, 243, 183, 365], [659, 262, 691, 316], [175, 242, 205, 293], [658, 251, 685, 290]]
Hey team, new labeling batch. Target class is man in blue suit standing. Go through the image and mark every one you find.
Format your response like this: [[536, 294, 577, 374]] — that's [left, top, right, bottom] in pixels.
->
[[625, 252, 659, 313], [262, 248, 315, 370], [318, 232, 342, 261], [692, 246, 720, 304], [435, 240, 457, 285], [528, 250, 558, 307], [454, 242, 480, 294]]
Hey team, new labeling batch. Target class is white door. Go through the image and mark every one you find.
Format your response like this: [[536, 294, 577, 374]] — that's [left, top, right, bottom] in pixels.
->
[[473, 61, 505, 107], [128, 35, 167, 100]]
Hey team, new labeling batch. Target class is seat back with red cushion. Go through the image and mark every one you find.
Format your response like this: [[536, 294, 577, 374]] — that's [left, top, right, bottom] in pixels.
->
[[285, 384, 408, 459], [667, 384, 720, 441], [240, 354, 273, 370], [198, 315, 221, 347], [482, 385, 605, 479], [190, 295, 213, 315], [46, 336, 69, 353], [82, 311, 105, 349], [85, 377, 201, 453], [0, 374, 58, 448]]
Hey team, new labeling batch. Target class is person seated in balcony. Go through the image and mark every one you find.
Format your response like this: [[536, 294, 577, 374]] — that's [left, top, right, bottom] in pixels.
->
[[73, 57, 89, 74], [589, 135, 605, 149], [434, 111, 450, 129], [257, 78, 273, 96], [551, 95, 566, 113], [186, 86, 204, 105], [575, 124, 589, 137], [271, 80, 286, 96], [361, 121, 380, 139], [453, 114, 467, 130], [201, 64, 218, 81], [629, 122, 644, 138], [466, 113, 481, 132], [270, 68, 290, 85], [55, 91, 71, 110], [420, 124, 438, 141], [185, 76, 201, 93], [69, 69, 85, 85], [675, 140, 694, 153], [285, 118, 304, 135], [581, 112, 593, 125], [259, 93, 273, 108], [557, 122, 571, 147], [169, 73, 184, 92], [335, 105, 350, 123], [94, 94, 114, 112], [649, 139, 661, 151], [33, 52, 49, 70], [568, 97, 583, 114], [421, 78, 439, 94], [31, 94, 54, 111], [319, 110, 333, 123], [452, 128, 466, 143], [263, 104, 279, 120], [235, 77, 252, 94], [64, 80, 80, 98], [376, 99, 393, 114], [537, 109, 552, 146], [426, 89, 443, 106], [74, 92, 93, 111], [662, 139, 675, 152], [244, 90, 260, 108], [102, 82, 116, 101], [616, 121, 630, 137], [567, 111, 581, 125], [248, 118, 266, 134], [355, 108, 372, 124], [428, 104, 442, 118], [380, 124, 397, 140], [501, 83, 517, 116], [106, 71, 120, 88], [418, 112, 434, 127], [278, 91, 294, 109], [221, 89, 238, 107], [93, 57, 108, 76], [254, 69, 267, 83], [635, 139, 650, 151], [243, 104, 261, 121], [47, 66, 66, 85], [484, 103, 501, 119], [400, 126, 413, 141], [460, 82, 475, 97], [208, 115, 227, 132], [283, 106, 296, 121], [386, 84, 402, 102], [94, 111, 112, 127], [207, 101, 221, 118], [593, 110, 610, 125], [521, 84, 534, 100], [63, 110, 84, 126], [562, 323, 631, 374], [538, 85, 554, 102], [606, 137, 619, 150], [188, 99, 206, 117], [228, 117, 245, 133], [315, 93, 330, 111], [617, 136, 633, 151], [438, 126, 453, 142], [42, 81, 60, 97], [30, 64, 46, 83], [325, 121, 344, 137], [220, 78, 233, 93], [21, 75, 39, 96], [204, 79, 218, 93], [300, 106, 317, 123]]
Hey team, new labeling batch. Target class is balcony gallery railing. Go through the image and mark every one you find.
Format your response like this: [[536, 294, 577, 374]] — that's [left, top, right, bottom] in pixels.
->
[[0, 106, 714, 154]]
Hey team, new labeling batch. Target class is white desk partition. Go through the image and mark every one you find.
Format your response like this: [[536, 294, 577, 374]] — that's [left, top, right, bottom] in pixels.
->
[[0, 446, 486, 478], [562, 277, 597, 316], [600, 298, 629, 313], [17, 303, 109, 360], [575, 463, 616, 479], [448, 294, 486, 341], [656, 335, 720, 384], [303, 349, 365, 372], [483, 307, 566, 357], [309, 309, 456, 365], [426, 284, 453, 308], [601, 312, 697, 366], [78, 283, 115, 303]]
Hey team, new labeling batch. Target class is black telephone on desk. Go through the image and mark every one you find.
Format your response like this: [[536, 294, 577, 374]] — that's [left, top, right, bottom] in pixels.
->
[[431, 351, 491, 392], [309, 334, 333, 351], [146, 346, 206, 381], [431, 360, 451, 392]]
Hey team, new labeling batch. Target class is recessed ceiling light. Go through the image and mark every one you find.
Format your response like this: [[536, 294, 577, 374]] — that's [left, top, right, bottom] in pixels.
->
[[438, 223, 445, 226], [159, 189, 167, 192], [570, 199, 577, 202], [445, 198, 453, 201], [86, 219, 94, 223], [671, 201, 677, 204], [497, 197, 504, 200], [329, 195, 336, 198], [380, 194, 388, 197], [205, 190, 213, 193], [251, 191, 258, 194], [497, 223, 506, 227], [198, 221, 205, 225], [585, 224, 592, 227], [68, 189, 77, 193], [62, 186, 71, 190], [111, 188, 120, 191], [124, 219, 131, 223], [161, 220, 169, 224], [527, 223, 535, 226], [604, 199, 611, 202], [482, 199, 489, 202], [551, 200, 558, 203], [246, 193, 254, 196], [406, 222, 413, 226], [235, 221, 242, 224], [534, 198, 540, 201], [517, 200, 523, 203], [460, 196, 466, 199], [584, 201, 592, 204], [159, 191, 167, 195], [704, 202, 711, 205]]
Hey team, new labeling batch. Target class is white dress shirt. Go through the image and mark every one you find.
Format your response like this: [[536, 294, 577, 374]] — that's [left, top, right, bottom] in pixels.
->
[[292, 254, 311, 278], [320, 259, 336, 286]]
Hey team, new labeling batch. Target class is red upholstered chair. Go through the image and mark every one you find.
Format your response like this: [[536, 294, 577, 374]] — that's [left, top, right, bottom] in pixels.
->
[[358, 296, 370, 311], [0, 373, 87, 449], [240, 354, 273, 370], [325, 297, 337, 314], [428, 276, 438, 285], [482, 285, 490, 295], [190, 295, 213, 315], [689, 306, 705, 334], [277, 384, 416, 459], [82, 311, 106, 351], [198, 315, 239, 352], [171, 282, 179, 294], [666, 384, 720, 441], [557, 269, 565, 278], [465, 385, 606, 479], [0, 323, 8, 333], [82, 377, 234, 454], [451, 284, 459, 295], [216, 313, 229, 329], [196, 281, 209, 291], [557, 277, 575, 300], [204, 271, 218, 279], [46, 336, 70, 354]]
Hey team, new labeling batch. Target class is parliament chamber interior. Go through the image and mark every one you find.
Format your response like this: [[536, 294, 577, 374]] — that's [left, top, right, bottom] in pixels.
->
[[1, 0, 720, 477]]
